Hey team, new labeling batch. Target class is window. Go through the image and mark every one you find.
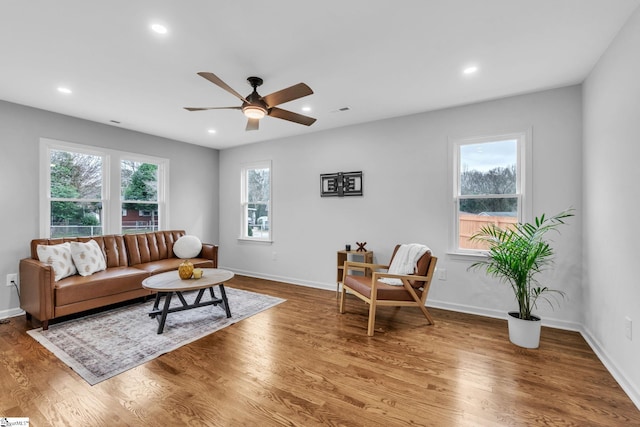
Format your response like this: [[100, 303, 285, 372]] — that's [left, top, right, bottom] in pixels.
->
[[450, 131, 530, 254], [241, 161, 271, 241], [47, 148, 105, 238], [41, 138, 168, 238], [121, 159, 160, 234]]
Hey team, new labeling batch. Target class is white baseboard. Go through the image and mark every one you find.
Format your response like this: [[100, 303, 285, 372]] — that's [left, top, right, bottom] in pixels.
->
[[222, 267, 335, 292], [0, 307, 24, 320], [427, 299, 506, 320], [426, 299, 583, 332], [221, 268, 640, 410]]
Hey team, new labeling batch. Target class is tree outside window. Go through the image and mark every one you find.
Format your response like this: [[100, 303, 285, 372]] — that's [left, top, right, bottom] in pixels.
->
[[42, 138, 168, 238], [49, 149, 103, 237], [121, 160, 159, 234]]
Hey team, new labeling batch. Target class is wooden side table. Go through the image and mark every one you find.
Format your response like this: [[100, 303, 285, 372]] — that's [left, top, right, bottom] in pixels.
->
[[336, 250, 373, 296]]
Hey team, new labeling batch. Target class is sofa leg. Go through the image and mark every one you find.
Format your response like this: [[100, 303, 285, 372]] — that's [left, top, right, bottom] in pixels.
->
[[42, 320, 49, 330], [25, 312, 32, 321]]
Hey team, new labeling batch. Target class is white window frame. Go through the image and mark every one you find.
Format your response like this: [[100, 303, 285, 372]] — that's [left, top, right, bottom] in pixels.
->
[[240, 160, 272, 242], [120, 154, 167, 233], [40, 138, 169, 237], [448, 130, 532, 256]]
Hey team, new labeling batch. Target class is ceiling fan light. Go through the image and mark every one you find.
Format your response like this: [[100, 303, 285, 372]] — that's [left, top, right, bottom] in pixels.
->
[[151, 24, 168, 34], [243, 105, 266, 119]]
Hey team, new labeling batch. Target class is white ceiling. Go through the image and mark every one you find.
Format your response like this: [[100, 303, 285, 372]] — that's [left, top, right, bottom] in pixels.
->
[[1, 1, 638, 150]]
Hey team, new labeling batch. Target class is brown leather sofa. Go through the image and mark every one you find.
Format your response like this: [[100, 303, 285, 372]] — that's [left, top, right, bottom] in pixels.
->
[[19, 230, 218, 330]]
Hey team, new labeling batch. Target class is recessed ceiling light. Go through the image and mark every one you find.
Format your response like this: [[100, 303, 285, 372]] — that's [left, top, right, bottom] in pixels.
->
[[57, 87, 72, 94], [302, 106, 312, 112], [151, 24, 168, 34], [463, 66, 479, 75], [207, 129, 217, 134]]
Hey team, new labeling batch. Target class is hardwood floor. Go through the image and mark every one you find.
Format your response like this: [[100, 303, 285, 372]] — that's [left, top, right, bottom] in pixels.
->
[[1, 275, 638, 426]]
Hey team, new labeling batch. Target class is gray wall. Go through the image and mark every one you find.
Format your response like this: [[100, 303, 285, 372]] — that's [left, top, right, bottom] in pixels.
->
[[583, 6, 640, 408], [219, 85, 583, 329], [0, 100, 220, 318]]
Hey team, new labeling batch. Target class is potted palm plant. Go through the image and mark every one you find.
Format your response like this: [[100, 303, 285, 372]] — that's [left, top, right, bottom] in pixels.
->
[[468, 209, 574, 348]]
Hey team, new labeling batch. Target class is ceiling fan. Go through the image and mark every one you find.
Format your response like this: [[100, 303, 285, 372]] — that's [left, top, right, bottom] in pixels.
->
[[184, 72, 316, 131]]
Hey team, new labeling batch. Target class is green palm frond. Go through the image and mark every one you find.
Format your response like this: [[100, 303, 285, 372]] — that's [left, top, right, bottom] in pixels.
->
[[468, 209, 574, 320]]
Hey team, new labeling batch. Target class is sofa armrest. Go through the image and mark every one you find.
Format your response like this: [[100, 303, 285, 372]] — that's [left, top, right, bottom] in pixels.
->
[[19, 258, 55, 323], [200, 244, 218, 268]]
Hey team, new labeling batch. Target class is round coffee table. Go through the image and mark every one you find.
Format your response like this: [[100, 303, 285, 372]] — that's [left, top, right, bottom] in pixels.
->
[[142, 268, 234, 334]]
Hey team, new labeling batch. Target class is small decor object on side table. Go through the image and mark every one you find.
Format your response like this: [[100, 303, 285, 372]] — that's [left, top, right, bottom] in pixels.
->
[[345, 244, 351, 251], [356, 241, 367, 252]]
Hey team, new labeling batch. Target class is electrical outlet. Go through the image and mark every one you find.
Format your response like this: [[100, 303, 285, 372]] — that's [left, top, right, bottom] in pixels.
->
[[437, 268, 447, 280], [6, 273, 17, 287], [625, 317, 632, 341]]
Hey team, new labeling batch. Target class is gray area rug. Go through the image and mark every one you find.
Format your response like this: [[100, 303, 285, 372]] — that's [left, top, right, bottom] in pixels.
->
[[27, 287, 285, 385]]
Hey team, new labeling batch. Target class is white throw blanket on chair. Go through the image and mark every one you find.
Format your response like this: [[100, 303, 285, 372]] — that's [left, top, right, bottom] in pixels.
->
[[380, 243, 430, 286]]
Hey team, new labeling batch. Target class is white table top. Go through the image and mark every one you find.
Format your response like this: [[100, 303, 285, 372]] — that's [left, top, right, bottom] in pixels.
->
[[142, 268, 234, 292]]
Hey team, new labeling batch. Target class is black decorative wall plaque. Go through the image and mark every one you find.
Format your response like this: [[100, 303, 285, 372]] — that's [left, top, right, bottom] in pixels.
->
[[320, 171, 363, 197]]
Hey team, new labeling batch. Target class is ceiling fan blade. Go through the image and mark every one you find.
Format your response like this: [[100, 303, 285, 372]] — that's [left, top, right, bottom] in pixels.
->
[[268, 107, 316, 126], [262, 83, 313, 108], [184, 106, 242, 111], [246, 118, 260, 131], [197, 72, 249, 103]]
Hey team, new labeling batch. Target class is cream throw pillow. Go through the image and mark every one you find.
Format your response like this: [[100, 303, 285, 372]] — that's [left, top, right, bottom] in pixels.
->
[[173, 235, 202, 259], [70, 240, 107, 276], [37, 242, 78, 281]]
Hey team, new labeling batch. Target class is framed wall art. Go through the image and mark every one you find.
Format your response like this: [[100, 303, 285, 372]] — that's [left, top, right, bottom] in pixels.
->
[[320, 171, 363, 197]]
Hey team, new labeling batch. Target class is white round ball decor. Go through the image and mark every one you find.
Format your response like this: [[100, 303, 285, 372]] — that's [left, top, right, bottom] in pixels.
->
[[173, 235, 202, 259]]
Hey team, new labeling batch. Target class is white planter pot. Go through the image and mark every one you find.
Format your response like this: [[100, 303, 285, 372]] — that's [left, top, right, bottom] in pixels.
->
[[507, 311, 541, 349]]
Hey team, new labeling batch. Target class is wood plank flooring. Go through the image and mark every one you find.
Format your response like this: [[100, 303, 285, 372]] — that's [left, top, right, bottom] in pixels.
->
[[1, 275, 638, 426]]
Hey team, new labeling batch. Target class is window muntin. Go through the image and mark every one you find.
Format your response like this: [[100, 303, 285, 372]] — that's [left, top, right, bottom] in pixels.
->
[[452, 133, 527, 253], [241, 161, 271, 240]]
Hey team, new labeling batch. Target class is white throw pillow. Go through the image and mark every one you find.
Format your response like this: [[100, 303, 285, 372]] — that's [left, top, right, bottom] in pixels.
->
[[37, 242, 77, 281], [70, 240, 107, 276], [173, 235, 202, 259]]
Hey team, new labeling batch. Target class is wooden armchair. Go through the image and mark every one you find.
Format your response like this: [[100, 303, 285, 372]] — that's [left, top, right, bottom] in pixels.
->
[[339, 244, 438, 336]]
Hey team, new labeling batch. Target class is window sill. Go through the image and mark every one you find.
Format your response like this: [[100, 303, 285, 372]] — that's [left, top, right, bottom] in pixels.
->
[[237, 237, 273, 245], [446, 251, 488, 262]]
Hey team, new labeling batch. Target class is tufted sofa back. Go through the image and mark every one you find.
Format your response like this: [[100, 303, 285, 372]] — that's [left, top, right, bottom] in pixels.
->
[[30, 230, 187, 268], [124, 230, 185, 265]]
